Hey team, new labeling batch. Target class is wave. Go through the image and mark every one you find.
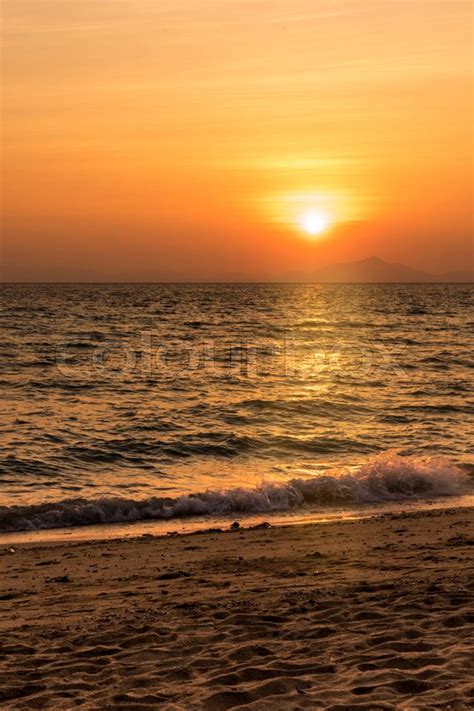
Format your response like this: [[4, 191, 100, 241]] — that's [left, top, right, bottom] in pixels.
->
[[0, 452, 470, 533]]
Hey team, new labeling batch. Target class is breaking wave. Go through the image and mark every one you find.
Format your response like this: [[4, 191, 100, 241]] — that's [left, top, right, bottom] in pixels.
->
[[0, 453, 470, 533]]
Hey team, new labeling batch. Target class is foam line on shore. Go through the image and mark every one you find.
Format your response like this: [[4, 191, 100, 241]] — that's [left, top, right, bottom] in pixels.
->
[[0, 452, 470, 532]]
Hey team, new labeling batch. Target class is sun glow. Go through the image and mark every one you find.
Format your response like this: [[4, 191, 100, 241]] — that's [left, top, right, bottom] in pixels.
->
[[260, 190, 363, 241], [299, 210, 330, 236]]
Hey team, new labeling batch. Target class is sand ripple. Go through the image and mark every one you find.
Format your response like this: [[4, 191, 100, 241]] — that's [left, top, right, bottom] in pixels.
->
[[0, 507, 473, 709]]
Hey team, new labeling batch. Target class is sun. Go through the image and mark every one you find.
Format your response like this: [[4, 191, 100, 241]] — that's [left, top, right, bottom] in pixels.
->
[[299, 210, 330, 236]]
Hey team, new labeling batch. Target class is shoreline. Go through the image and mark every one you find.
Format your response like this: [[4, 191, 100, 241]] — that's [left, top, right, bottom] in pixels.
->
[[1, 493, 473, 546], [2, 452, 471, 542], [1, 504, 473, 709]]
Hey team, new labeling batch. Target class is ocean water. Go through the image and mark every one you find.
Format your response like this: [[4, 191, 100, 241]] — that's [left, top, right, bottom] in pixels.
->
[[1, 283, 473, 533]]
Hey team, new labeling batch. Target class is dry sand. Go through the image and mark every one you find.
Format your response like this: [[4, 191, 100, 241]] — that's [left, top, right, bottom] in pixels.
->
[[0, 507, 473, 710]]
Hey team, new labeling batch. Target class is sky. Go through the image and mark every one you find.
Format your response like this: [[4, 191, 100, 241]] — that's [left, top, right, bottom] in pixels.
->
[[1, 0, 473, 281]]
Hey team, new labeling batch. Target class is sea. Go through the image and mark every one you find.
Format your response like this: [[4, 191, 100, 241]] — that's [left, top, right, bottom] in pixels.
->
[[1, 283, 473, 536]]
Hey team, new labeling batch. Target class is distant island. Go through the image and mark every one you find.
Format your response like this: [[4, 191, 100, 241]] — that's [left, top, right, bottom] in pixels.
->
[[2, 256, 473, 283], [280, 257, 473, 283]]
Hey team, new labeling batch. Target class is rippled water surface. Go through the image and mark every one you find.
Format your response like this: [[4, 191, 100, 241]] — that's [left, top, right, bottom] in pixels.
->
[[1, 283, 473, 529]]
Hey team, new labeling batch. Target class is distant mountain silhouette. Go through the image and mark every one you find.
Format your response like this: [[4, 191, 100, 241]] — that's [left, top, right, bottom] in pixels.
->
[[1, 256, 472, 283], [281, 257, 473, 283]]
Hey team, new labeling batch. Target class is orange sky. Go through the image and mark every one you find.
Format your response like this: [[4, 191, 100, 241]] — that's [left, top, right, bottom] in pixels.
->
[[2, 0, 473, 281]]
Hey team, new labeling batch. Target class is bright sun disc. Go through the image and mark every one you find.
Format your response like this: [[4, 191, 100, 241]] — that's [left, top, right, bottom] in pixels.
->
[[299, 210, 330, 236]]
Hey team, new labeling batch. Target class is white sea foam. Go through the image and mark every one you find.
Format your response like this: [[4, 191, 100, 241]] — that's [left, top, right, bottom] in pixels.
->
[[0, 452, 470, 532]]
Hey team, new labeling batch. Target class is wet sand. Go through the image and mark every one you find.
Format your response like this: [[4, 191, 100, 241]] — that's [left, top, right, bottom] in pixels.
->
[[1, 506, 473, 710]]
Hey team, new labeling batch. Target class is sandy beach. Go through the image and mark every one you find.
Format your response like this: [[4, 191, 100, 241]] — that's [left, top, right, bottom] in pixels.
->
[[0, 506, 473, 710]]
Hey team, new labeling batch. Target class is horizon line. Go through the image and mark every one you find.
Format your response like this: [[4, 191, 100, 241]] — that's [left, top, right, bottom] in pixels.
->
[[2, 280, 473, 286]]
